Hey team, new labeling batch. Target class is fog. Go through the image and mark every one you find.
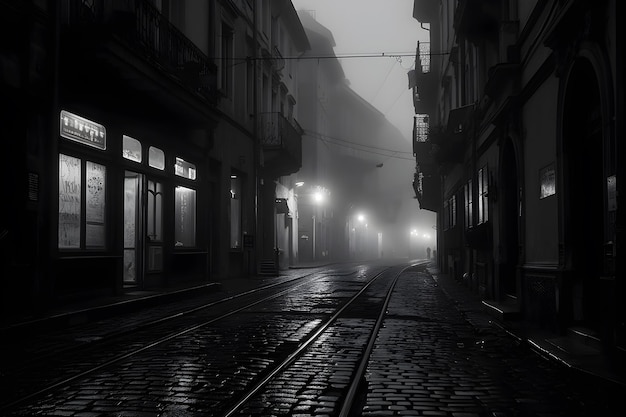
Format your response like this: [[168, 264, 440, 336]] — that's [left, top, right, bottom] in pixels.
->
[[292, 3, 436, 261]]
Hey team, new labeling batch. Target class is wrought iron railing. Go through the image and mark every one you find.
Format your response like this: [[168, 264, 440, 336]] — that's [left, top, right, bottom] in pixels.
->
[[258, 112, 302, 164], [417, 41, 430, 74], [64, 0, 217, 103]]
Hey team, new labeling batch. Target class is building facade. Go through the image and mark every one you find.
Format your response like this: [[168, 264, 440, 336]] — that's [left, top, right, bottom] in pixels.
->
[[412, 0, 624, 355], [297, 11, 417, 263], [0, 0, 308, 315]]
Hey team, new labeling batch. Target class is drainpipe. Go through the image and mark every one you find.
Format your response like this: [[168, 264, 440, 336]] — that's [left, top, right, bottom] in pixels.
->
[[252, 2, 260, 276]]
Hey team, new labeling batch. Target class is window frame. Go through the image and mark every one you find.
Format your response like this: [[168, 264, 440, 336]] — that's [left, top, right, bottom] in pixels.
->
[[477, 166, 489, 224], [58, 153, 108, 250], [464, 179, 473, 229]]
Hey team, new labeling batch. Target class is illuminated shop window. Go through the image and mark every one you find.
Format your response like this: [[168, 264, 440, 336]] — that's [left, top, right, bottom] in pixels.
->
[[122, 135, 142, 163], [477, 167, 489, 224], [174, 157, 197, 180], [464, 180, 473, 229], [59, 154, 106, 249], [148, 146, 165, 170], [175, 186, 196, 247], [230, 174, 242, 248]]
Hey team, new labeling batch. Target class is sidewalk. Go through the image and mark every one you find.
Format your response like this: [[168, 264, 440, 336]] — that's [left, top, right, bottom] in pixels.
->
[[1, 262, 334, 336], [426, 263, 626, 391]]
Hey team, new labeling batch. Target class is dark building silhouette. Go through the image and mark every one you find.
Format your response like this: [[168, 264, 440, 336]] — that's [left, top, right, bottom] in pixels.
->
[[0, 0, 308, 314], [411, 0, 624, 354]]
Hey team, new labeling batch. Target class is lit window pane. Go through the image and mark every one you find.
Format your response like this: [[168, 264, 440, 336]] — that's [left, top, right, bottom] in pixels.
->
[[122, 135, 142, 163], [175, 186, 196, 247], [59, 154, 81, 248], [147, 180, 163, 242], [149, 146, 165, 170], [85, 161, 106, 247], [175, 157, 197, 180], [230, 176, 242, 248]]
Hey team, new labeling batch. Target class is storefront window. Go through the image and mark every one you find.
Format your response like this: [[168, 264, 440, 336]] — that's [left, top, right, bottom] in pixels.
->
[[147, 180, 163, 242], [464, 180, 473, 229], [85, 161, 106, 247], [175, 186, 196, 247], [59, 154, 106, 249], [59, 154, 82, 248], [478, 167, 489, 224], [122, 135, 142, 163], [149, 146, 165, 170], [230, 175, 242, 248]]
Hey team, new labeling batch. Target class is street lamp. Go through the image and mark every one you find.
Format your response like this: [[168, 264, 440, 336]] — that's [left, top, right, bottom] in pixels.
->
[[311, 185, 330, 261]]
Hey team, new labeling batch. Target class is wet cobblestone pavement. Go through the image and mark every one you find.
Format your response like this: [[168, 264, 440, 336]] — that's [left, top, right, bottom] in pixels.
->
[[362, 268, 622, 416], [3, 262, 623, 416]]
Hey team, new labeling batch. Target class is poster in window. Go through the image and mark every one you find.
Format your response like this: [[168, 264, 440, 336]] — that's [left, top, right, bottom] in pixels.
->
[[86, 161, 106, 223], [540, 164, 556, 199], [58, 154, 81, 248], [175, 186, 196, 247]]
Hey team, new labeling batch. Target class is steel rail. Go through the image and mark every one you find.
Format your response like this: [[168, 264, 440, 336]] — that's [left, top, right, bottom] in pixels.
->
[[3, 266, 355, 376], [1, 267, 358, 412], [220, 264, 409, 417], [339, 261, 427, 416]]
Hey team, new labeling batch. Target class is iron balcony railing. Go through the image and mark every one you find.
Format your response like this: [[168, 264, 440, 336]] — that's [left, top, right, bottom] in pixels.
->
[[64, 0, 218, 104], [417, 41, 430, 74], [258, 112, 303, 174]]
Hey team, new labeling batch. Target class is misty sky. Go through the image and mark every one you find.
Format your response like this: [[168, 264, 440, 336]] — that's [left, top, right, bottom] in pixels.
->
[[291, 0, 436, 244], [291, 0, 429, 143]]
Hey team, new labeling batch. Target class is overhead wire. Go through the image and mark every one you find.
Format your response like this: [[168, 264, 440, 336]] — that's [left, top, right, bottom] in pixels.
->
[[304, 130, 414, 161]]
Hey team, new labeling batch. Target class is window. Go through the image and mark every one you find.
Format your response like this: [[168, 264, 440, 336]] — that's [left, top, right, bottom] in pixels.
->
[[220, 23, 233, 95], [59, 154, 106, 249], [148, 146, 165, 170], [230, 175, 242, 248], [174, 186, 196, 247], [464, 180, 473, 229], [174, 157, 196, 180], [122, 135, 142, 163], [247, 39, 254, 116], [477, 167, 489, 224], [450, 195, 457, 228], [443, 195, 457, 231]]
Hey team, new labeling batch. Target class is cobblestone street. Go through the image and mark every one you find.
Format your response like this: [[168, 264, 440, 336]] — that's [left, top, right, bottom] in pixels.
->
[[2, 263, 623, 416]]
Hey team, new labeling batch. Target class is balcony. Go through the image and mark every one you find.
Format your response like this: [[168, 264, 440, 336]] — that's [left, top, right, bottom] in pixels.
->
[[61, 0, 219, 112], [258, 112, 303, 178], [413, 114, 436, 169], [410, 42, 438, 115], [413, 168, 440, 212], [430, 105, 474, 164]]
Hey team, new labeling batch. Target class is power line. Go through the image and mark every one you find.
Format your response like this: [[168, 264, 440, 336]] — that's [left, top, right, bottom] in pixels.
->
[[304, 130, 412, 154], [304, 130, 414, 161], [213, 50, 450, 61]]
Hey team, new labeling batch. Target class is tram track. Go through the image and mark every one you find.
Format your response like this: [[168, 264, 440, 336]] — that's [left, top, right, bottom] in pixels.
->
[[222, 261, 429, 417], [1, 263, 381, 413]]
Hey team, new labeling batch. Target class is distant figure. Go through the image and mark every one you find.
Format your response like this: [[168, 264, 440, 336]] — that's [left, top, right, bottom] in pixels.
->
[[426, 247, 431, 259]]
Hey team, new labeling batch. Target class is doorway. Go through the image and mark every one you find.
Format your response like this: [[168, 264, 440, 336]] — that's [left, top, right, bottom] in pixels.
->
[[562, 60, 605, 329], [501, 139, 519, 299], [123, 171, 164, 287]]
